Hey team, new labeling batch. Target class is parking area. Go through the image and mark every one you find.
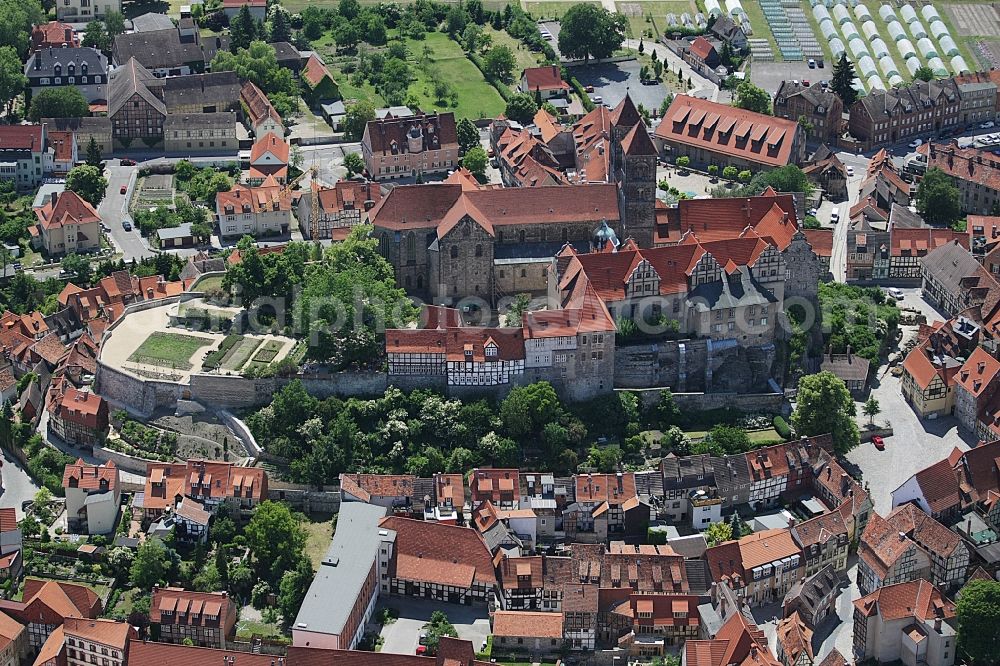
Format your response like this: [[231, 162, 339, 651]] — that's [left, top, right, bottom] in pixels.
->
[[572, 60, 670, 112], [377, 598, 490, 656], [749, 60, 826, 96]]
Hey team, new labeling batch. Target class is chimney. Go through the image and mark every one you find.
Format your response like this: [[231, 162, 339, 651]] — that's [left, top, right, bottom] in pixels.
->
[[934, 617, 942, 631], [788, 517, 796, 528], [898, 531, 906, 541]]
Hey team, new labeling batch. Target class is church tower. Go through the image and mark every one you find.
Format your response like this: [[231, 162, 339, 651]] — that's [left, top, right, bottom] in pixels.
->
[[609, 95, 657, 248]]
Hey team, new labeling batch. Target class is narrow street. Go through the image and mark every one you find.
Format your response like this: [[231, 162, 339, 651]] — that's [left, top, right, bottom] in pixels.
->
[[99, 164, 154, 262], [0, 448, 40, 520]]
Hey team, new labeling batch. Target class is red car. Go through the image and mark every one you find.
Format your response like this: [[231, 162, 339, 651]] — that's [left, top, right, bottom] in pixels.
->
[[119, 184, 127, 194], [120, 158, 136, 166], [415, 646, 427, 655], [872, 435, 885, 450]]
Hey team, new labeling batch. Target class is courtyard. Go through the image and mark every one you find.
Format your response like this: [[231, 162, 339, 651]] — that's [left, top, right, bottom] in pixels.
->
[[100, 300, 296, 382], [377, 597, 490, 656], [573, 60, 671, 112]]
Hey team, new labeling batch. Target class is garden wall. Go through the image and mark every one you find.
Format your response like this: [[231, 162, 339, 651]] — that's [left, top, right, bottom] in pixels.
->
[[93, 442, 162, 475], [615, 339, 778, 393], [626, 388, 787, 414], [267, 479, 341, 514]]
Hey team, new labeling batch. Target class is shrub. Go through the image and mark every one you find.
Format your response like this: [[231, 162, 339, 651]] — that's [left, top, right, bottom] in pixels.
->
[[773, 416, 791, 439]]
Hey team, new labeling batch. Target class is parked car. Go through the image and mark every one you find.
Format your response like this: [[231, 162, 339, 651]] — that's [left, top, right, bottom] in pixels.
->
[[872, 435, 885, 450], [807, 58, 816, 68], [830, 210, 840, 222], [982, 121, 995, 129], [120, 158, 136, 166], [846, 165, 854, 176], [119, 184, 127, 194], [909, 138, 923, 149], [415, 647, 427, 655], [584, 85, 594, 93], [802, 80, 810, 87], [887, 287, 905, 300], [122, 221, 132, 231]]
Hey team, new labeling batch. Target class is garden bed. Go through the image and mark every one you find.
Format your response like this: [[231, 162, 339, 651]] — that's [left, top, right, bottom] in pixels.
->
[[128, 332, 212, 370], [201, 334, 243, 370]]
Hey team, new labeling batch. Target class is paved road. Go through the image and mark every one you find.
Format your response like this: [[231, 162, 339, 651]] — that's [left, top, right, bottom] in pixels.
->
[[99, 164, 154, 262], [298, 142, 362, 187], [378, 598, 489, 656], [622, 39, 719, 102], [0, 447, 41, 520]]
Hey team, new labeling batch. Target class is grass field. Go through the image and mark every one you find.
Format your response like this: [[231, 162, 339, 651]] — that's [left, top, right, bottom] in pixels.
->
[[484, 27, 547, 81], [283, 0, 507, 12], [190, 274, 225, 293], [128, 332, 211, 370], [303, 513, 336, 570], [523, 1, 600, 19], [223, 337, 263, 371], [404, 32, 506, 119]]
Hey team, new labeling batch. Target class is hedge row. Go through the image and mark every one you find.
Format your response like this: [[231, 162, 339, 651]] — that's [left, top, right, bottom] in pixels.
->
[[773, 416, 792, 440], [202, 334, 244, 370], [466, 49, 512, 102]]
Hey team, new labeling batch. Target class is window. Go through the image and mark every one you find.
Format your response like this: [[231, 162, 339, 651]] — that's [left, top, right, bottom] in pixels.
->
[[450, 246, 458, 259]]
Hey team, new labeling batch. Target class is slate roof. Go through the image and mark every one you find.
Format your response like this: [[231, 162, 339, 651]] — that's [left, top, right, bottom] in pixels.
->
[[113, 29, 204, 70], [108, 58, 165, 117], [25, 47, 106, 79]]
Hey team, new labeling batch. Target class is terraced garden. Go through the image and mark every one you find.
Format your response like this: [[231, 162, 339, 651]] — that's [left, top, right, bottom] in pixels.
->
[[128, 332, 212, 370]]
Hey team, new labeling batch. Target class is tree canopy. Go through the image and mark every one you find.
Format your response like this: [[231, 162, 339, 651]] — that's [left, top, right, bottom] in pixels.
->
[[342, 100, 376, 141], [791, 370, 859, 452], [211, 41, 297, 97], [733, 79, 771, 114], [0, 0, 44, 57], [956, 579, 1000, 665], [244, 501, 307, 585], [830, 52, 858, 108], [483, 44, 516, 81], [916, 167, 962, 226], [461, 146, 488, 181], [0, 46, 27, 116], [558, 4, 626, 62], [65, 165, 108, 206], [28, 87, 88, 122], [505, 92, 538, 125]]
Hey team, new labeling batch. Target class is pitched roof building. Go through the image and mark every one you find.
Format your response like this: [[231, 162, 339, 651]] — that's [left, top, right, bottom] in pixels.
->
[[362, 112, 459, 182], [853, 580, 957, 665], [654, 96, 806, 170], [33, 190, 101, 257], [150, 588, 237, 649]]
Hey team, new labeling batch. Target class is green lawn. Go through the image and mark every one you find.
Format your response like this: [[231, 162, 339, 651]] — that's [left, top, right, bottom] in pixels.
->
[[747, 428, 782, 443], [522, 1, 600, 19], [128, 332, 212, 370], [190, 274, 224, 293], [404, 32, 506, 120], [302, 513, 336, 570], [236, 618, 285, 641], [223, 337, 263, 371], [484, 27, 546, 81]]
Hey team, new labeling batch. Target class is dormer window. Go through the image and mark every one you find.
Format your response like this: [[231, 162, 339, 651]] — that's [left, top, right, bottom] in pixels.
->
[[485, 344, 497, 357]]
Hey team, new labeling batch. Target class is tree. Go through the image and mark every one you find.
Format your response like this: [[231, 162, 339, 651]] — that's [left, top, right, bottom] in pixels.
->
[[707, 164, 718, 179], [278, 557, 314, 627], [483, 44, 516, 81], [244, 501, 306, 584], [268, 7, 292, 43], [212, 42, 297, 97], [733, 79, 771, 114], [462, 146, 488, 181], [914, 65, 934, 82], [558, 4, 626, 63], [456, 117, 480, 155], [722, 165, 738, 181], [797, 114, 814, 134], [104, 9, 125, 37], [863, 397, 881, 425], [229, 5, 261, 51], [342, 100, 376, 141], [831, 52, 858, 107], [0, 46, 25, 116], [0, 0, 44, 57], [791, 371, 859, 453], [738, 170, 752, 183], [505, 92, 538, 125], [675, 156, 690, 170], [82, 20, 110, 52], [500, 381, 561, 438], [446, 5, 467, 36], [85, 137, 103, 169], [756, 164, 814, 196], [705, 521, 733, 546], [131, 539, 167, 590], [66, 165, 108, 207], [339, 0, 360, 20], [956, 579, 1000, 665], [27, 87, 88, 122], [916, 167, 962, 226], [706, 425, 751, 454], [423, 611, 458, 653], [343, 152, 365, 177], [61, 253, 93, 286]]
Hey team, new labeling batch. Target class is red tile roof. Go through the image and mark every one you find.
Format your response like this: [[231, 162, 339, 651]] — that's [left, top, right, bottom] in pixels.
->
[[886, 503, 963, 559], [301, 53, 335, 89], [957, 346, 1000, 398], [654, 97, 800, 168], [62, 459, 118, 492], [240, 81, 282, 130], [802, 229, 834, 257], [853, 579, 955, 622], [249, 132, 289, 165], [858, 512, 915, 578], [469, 469, 519, 504], [364, 112, 458, 155], [574, 473, 637, 505], [912, 459, 962, 515], [51, 387, 108, 431], [217, 176, 291, 215], [776, 612, 812, 665], [0, 125, 43, 152], [927, 143, 1000, 195], [48, 130, 74, 163], [31, 22, 79, 50], [522, 65, 569, 92], [492, 611, 563, 638], [150, 588, 236, 635], [63, 618, 135, 650], [890, 227, 968, 257], [34, 191, 101, 231], [689, 36, 717, 62], [379, 516, 497, 589], [127, 641, 275, 666], [315, 180, 382, 215], [341, 474, 416, 502]]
